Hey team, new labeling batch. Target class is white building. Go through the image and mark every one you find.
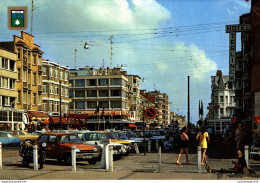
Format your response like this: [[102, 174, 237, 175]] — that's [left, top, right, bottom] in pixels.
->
[[207, 70, 236, 134]]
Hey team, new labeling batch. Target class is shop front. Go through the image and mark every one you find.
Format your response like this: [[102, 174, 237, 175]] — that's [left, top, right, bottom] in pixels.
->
[[27, 111, 49, 132], [0, 108, 24, 130]]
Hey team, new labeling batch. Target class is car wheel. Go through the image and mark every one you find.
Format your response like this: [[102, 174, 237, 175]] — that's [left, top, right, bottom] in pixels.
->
[[88, 157, 97, 165], [64, 154, 71, 166], [57, 157, 62, 164], [22, 158, 30, 167]]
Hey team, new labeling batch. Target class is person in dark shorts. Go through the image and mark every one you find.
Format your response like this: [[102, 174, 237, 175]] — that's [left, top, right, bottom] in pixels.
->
[[176, 127, 191, 165]]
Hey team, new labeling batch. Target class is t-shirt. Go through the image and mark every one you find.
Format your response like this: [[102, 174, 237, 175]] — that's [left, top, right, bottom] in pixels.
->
[[197, 132, 209, 149]]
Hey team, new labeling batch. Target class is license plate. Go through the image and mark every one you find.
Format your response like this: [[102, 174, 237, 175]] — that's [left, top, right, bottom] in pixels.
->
[[83, 156, 92, 159]]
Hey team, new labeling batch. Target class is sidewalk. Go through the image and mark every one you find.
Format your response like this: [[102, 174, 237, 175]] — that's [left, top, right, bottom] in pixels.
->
[[0, 149, 259, 180]]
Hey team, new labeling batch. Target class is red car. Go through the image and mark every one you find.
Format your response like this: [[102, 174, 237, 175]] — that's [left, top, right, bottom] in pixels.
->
[[35, 133, 100, 165]]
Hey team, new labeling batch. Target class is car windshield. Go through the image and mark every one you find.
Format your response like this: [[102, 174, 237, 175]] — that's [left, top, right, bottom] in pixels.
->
[[127, 132, 138, 138], [58, 134, 82, 144], [84, 133, 105, 141], [102, 133, 116, 139], [115, 132, 128, 139]]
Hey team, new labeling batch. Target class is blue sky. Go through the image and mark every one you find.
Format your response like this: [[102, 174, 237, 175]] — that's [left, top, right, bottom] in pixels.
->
[[0, 0, 251, 124]]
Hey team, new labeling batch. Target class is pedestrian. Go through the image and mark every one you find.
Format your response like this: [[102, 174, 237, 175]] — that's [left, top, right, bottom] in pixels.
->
[[176, 127, 191, 165], [206, 150, 252, 174], [235, 124, 243, 151], [196, 126, 210, 165]]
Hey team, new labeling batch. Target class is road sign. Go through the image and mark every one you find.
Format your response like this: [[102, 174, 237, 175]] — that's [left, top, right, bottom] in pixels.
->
[[145, 107, 157, 119]]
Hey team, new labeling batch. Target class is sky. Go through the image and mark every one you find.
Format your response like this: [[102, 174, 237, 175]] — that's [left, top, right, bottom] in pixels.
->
[[0, 0, 251, 124]]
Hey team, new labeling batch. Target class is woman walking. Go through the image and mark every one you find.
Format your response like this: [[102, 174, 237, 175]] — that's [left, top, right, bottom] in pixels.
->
[[196, 126, 210, 165], [176, 127, 191, 165]]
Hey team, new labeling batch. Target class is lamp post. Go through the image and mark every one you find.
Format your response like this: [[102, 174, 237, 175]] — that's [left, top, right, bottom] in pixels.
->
[[60, 80, 62, 130]]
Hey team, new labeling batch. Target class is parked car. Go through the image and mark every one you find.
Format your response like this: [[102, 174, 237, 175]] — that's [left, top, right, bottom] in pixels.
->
[[0, 131, 21, 146], [9, 130, 39, 143], [75, 131, 126, 160], [35, 133, 100, 165]]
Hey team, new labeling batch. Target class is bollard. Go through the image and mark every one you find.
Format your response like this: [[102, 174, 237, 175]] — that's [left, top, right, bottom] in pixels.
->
[[244, 145, 249, 167], [100, 144, 108, 169], [71, 145, 76, 171], [108, 145, 113, 172], [156, 140, 159, 151], [0, 142, 2, 170], [33, 145, 38, 170], [148, 141, 151, 153], [198, 146, 201, 173], [158, 146, 161, 172]]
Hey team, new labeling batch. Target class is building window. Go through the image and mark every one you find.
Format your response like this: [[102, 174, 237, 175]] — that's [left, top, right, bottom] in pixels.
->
[[98, 79, 108, 86], [33, 93, 36, 105], [99, 101, 109, 108], [220, 108, 223, 115], [28, 93, 31, 105], [220, 96, 223, 103], [69, 91, 73, 98], [76, 101, 85, 109], [49, 101, 53, 111], [43, 102, 47, 111], [75, 79, 85, 87], [17, 68, 20, 81], [75, 90, 85, 97], [225, 96, 228, 104], [38, 95, 41, 105], [38, 75, 41, 85], [60, 71, 63, 80], [87, 79, 96, 86], [42, 67, 47, 76], [65, 72, 68, 81], [38, 56, 41, 65], [55, 101, 59, 112], [55, 68, 58, 78], [33, 55, 36, 65], [87, 101, 97, 109], [50, 67, 53, 77], [23, 70, 26, 82], [87, 90, 97, 97], [111, 90, 121, 97], [23, 92, 26, 104], [69, 102, 73, 109], [33, 73, 36, 85], [111, 101, 121, 108], [17, 49, 21, 60], [65, 88, 68, 97], [111, 78, 121, 85], [55, 84, 59, 95], [69, 80, 73, 87], [17, 91, 21, 103], [42, 84, 47, 94], [99, 90, 109, 97], [10, 60, 15, 71], [61, 86, 63, 96], [50, 84, 53, 94]]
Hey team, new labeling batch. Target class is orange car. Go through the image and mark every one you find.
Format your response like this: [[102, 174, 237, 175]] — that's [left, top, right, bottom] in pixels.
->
[[35, 133, 100, 165]]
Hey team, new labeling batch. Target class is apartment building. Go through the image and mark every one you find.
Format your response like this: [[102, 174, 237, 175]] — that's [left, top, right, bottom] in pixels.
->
[[0, 31, 43, 111], [207, 70, 236, 134], [0, 47, 24, 130], [69, 66, 130, 130], [42, 59, 70, 116]]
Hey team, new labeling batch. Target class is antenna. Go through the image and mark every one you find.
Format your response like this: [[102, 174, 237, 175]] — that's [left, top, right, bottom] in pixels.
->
[[31, 0, 34, 35], [74, 47, 77, 69], [109, 35, 113, 68]]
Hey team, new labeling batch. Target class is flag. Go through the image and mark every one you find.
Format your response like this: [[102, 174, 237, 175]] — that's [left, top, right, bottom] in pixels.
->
[[11, 10, 24, 27]]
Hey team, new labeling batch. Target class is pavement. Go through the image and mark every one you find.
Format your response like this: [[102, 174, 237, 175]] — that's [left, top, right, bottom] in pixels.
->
[[0, 146, 260, 180]]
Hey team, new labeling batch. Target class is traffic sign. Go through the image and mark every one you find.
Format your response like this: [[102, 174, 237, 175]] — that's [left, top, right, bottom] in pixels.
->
[[145, 107, 157, 119]]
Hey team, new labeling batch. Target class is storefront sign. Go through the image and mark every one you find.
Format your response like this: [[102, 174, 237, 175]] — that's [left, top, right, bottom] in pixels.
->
[[226, 24, 251, 33], [229, 32, 236, 82]]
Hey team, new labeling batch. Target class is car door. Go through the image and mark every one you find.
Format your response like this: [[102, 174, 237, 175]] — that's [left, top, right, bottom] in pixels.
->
[[0, 132, 8, 145], [47, 135, 58, 158]]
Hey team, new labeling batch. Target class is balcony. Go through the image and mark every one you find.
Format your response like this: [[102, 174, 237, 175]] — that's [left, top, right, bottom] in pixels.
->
[[38, 65, 42, 73], [23, 82, 27, 89]]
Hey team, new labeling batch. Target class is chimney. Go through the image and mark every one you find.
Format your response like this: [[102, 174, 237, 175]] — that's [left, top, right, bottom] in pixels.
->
[[216, 70, 222, 77]]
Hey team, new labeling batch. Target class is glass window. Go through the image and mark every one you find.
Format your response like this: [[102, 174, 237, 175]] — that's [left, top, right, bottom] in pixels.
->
[[75, 79, 85, 87], [75, 90, 85, 97], [220, 96, 223, 103], [33, 93, 36, 105], [43, 84, 47, 94], [69, 102, 73, 109], [99, 101, 109, 108], [69, 91, 73, 98], [38, 135, 48, 143], [76, 101, 85, 109], [10, 60, 15, 71], [17, 68, 20, 81], [17, 91, 21, 103], [111, 90, 121, 97], [99, 90, 109, 97], [87, 90, 97, 97], [87, 79, 96, 86], [111, 101, 121, 108], [42, 67, 47, 76], [87, 101, 97, 109], [33, 73, 36, 85], [38, 75, 41, 85], [33, 55, 36, 65], [98, 79, 108, 86], [69, 80, 73, 87], [111, 78, 121, 85], [23, 70, 26, 82], [17, 49, 21, 60]]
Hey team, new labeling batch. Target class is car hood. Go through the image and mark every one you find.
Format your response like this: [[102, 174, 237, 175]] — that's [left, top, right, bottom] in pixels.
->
[[111, 139, 132, 144], [60, 143, 97, 150]]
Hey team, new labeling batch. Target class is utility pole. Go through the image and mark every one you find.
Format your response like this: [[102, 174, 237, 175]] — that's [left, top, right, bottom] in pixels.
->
[[109, 36, 113, 68], [60, 80, 62, 130], [74, 47, 77, 69], [187, 76, 190, 134], [31, 0, 34, 35]]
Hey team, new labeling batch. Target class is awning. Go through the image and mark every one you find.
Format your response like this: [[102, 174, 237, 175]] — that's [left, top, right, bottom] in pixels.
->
[[49, 117, 68, 124], [27, 111, 49, 121]]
